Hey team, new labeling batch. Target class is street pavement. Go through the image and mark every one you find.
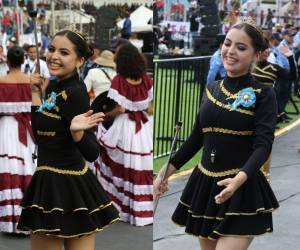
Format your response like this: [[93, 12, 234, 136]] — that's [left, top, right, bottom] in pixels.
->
[[154, 123, 300, 250], [0, 221, 152, 250]]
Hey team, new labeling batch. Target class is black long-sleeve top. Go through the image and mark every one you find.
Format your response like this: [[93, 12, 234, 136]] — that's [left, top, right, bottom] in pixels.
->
[[170, 73, 277, 179], [252, 55, 297, 86], [31, 73, 99, 171]]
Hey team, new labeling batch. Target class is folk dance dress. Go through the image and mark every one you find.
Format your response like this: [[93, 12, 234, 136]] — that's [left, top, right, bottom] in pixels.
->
[[171, 73, 279, 239], [0, 83, 36, 233], [94, 74, 153, 226], [17, 74, 119, 237]]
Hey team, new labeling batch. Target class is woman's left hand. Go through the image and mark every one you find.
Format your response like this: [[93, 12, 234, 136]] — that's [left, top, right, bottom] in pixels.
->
[[70, 110, 105, 132], [215, 171, 248, 204]]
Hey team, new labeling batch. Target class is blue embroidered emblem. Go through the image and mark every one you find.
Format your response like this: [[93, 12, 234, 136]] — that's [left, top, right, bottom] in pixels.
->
[[229, 87, 256, 110], [37, 92, 57, 112]]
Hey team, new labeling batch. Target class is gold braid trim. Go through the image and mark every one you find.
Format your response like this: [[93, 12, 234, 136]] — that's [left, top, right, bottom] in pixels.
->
[[37, 130, 56, 136], [41, 111, 61, 120], [252, 72, 276, 82], [36, 165, 88, 175], [21, 202, 114, 214], [198, 163, 240, 177], [254, 66, 277, 78], [219, 80, 262, 100], [57, 90, 67, 101], [202, 127, 253, 136], [205, 87, 254, 116], [23, 218, 120, 238]]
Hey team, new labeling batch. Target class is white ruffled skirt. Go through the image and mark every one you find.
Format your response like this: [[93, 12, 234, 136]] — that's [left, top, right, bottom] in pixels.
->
[[0, 116, 36, 232], [89, 113, 153, 226]]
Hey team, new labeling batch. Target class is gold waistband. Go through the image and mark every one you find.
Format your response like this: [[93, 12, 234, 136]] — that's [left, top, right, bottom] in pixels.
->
[[36, 164, 88, 175], [198, 163, 240, 177]]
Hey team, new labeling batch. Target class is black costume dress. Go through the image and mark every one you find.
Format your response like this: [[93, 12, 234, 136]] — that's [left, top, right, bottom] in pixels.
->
[[17, 74, 119, 238], [171, 73, 279, 240]]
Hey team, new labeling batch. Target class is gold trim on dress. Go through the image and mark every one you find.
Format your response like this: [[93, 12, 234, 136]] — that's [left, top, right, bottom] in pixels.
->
[[41, 111, 61, 120], [262, 64, 277, 72], [254, 66, 277, 78], [24, 217, 120, 238], [219, 80, 262, 100], [21, 202, 114, 214], [205, 87, 254, 116], [252, 72, 276, 82], [202, 127, 253, 136], [198, 163, 240, 177], [37, 130, 56, 137], [36, 165, 89, 175], [212, 228, 271, 238]]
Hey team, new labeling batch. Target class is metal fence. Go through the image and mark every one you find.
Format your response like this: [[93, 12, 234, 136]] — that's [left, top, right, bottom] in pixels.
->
[[153, 56, 211, 159]]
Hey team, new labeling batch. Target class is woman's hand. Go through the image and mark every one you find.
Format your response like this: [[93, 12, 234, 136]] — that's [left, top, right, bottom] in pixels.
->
[[215, 171, 248, 204], [70, 110, 105, 132], [30, 73, 44, 93], [70, 110, 105, 142], [153, 176, 169, 200], [279, 45, 292, 57]]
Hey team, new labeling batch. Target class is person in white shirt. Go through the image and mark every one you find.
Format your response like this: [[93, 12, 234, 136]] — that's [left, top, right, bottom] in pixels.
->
[[21, 45, 50, 79], [84, 50, 117, 101]]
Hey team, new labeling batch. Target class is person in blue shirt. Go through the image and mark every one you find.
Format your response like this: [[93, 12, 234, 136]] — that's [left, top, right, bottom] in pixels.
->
[[206, 34, 226, 85], [121, 12, 132, 40]]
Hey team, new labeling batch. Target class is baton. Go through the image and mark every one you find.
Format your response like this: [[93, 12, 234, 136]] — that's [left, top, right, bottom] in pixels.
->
[[29, 10, 41, 163], [29, 10, 41, 74], [154, 121, 182, 214]]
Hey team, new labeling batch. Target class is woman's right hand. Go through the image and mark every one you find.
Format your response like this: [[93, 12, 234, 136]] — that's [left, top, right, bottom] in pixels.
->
[[30, 73, 44, 93], [153, 176, 169, 200]]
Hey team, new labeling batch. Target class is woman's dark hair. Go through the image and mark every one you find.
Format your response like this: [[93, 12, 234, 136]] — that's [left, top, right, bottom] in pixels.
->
[[115, 43, 147, 80], [261, 37, 270, 51], [7, 46, 24, 67], [53, 30, 93, 60], [231, 22, 264, 53]]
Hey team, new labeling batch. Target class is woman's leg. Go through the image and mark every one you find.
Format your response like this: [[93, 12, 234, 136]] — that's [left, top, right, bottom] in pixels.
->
[[198, 238, 217, 250], [31, 233, 64, 250], [64, 233, 96, 250], [215, 236, 253, 250]]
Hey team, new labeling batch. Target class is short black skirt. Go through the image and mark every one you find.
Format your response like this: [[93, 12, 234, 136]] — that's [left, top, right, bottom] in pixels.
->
[[172, 164, 279, 240], [17, 164, 119, 238]]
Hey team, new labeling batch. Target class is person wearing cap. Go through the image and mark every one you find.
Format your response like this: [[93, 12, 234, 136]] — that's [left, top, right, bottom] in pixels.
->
[[206, 34, 226, 85], [84, 50, 117, 101]]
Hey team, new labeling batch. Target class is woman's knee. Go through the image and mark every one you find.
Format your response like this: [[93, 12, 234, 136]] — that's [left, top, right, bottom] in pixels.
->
[[31, 233, 63, 250], [64, 233, 96, 250], [199, 238, 217, 250], [215, 236, 253, 250]]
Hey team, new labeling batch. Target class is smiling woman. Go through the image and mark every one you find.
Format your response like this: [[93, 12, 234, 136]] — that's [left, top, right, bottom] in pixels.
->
[[16, 30, 119, 250], [154, 18, 279, 250]]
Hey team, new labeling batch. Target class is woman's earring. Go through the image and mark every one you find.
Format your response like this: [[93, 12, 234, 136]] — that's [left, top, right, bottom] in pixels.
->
[[76, 66, 81, 76]]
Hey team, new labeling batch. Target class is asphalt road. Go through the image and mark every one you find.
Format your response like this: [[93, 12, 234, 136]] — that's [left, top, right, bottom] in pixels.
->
[[154, 123, 300, 250]]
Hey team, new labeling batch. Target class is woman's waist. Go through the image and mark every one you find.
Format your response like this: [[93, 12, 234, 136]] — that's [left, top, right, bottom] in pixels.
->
[[36, 158, 86, 173]]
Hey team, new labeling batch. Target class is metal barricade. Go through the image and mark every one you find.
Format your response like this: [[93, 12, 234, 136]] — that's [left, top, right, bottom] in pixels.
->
[[154, 55, 211, 159]]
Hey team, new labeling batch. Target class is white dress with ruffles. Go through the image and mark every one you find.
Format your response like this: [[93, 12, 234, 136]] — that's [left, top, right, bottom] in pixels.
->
[[91, 74, 153, 226], [0, 83, 36, 233]]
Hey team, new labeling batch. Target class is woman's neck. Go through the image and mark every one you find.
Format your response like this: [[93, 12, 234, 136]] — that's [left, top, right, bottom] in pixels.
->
[[126, 77, 142, 85]]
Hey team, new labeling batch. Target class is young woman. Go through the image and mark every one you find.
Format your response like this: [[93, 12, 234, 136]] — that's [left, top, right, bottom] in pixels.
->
[[0, 46, 36, 233], [94, 43, 153, 226], [154, 20, 279, 250], [17, 30, 119, 250]]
